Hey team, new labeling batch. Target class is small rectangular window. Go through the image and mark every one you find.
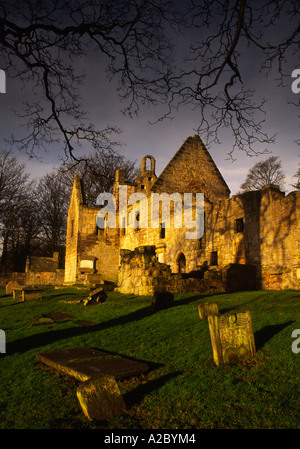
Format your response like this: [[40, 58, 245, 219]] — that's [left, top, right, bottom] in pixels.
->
[[160, 222, 166, 239], [236, 218, 244, 233], [210, 251, 218, 266]]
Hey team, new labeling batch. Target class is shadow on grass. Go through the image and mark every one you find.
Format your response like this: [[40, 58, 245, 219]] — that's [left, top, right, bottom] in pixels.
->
[[123, 371, 183, 408], [7, 293, 216, 355], [7, 305, 153, 355], [174, 292, 223, 308], [254, 321, 295, 350]]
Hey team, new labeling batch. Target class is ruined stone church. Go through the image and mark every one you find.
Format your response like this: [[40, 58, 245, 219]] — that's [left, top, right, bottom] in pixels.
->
[[64, 135, 300, 294]]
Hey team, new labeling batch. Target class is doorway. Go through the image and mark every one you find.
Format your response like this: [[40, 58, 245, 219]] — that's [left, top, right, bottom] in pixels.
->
[[177, 252, 186, 274]]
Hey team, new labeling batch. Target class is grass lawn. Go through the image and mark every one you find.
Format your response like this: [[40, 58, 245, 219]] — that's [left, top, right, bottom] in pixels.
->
[[0, 286, 299, 429]]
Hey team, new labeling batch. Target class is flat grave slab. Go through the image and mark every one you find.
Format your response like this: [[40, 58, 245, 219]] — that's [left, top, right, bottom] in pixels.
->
[[36, 347, 149, 381]]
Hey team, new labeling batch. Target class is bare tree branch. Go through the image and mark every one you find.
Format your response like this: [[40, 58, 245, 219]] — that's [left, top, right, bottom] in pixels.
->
[[157, 0, 299, 158], [0, 0, 180, 162]]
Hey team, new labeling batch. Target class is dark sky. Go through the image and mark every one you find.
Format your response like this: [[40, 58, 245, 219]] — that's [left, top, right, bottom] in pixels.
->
[[0, 1, 299, 195]]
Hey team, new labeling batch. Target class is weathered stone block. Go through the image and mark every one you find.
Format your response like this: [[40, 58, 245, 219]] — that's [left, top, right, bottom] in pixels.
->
[[76, 375, 127, 421], [150, 291, 174, 311], [208, 310, 256, 366]]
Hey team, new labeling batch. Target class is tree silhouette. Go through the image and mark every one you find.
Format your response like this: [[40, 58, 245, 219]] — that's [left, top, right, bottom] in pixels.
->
[[239, 156, 285, 192]]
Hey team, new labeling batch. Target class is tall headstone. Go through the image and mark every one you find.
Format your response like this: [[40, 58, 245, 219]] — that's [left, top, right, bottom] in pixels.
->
[[198, 302, 219, 319], [207, 310, 256, 366]]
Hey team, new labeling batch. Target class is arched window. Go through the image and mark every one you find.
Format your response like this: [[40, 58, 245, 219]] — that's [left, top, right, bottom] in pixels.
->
[[177, 252, 186, 274], [141, 155, 155, 173]]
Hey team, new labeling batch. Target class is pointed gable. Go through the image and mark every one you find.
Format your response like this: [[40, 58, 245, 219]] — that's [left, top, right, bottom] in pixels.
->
[[151, 135, 230, 202]]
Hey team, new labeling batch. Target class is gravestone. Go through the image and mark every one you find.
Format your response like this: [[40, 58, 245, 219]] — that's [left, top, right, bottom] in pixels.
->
[[83, 288, 107, 306], [198, 302, 219, 319], [150, 291, 174, 312], [36, 347, 149, 381], [207, 310, 256, 366], [13, 286, 44, 301], [6, 281, 21, 295], [30, 315, 56, 327], [76, 375, 127, 421]]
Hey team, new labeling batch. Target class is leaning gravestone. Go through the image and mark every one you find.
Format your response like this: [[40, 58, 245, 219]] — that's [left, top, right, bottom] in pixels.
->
[[207, 310, 256, 366], [198, 302, 219, 319], [83, 288, 107, 306], [76, 375, 127, 421], [150, 291, 174, 312]]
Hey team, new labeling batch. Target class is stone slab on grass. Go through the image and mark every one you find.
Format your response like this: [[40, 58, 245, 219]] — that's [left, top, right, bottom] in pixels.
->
[[76, 375, 127, 421], [36, 347, 149, 381]]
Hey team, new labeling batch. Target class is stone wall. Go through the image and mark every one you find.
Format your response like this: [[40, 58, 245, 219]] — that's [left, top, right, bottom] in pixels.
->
[[25, 252, 59, 272], [117, 246, 167, 295], [0, 269, 65, 288], [25, 269, 65, 286], [64, 174, 121, 284], [203, 186, 300, 290], [64, 174, 84, 283], [117, 246, 257, 296], [258, 187, 300, 289]]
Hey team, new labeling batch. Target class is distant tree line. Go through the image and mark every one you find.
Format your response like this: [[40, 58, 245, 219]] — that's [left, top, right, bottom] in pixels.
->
[[0, 148, 138, 273]]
